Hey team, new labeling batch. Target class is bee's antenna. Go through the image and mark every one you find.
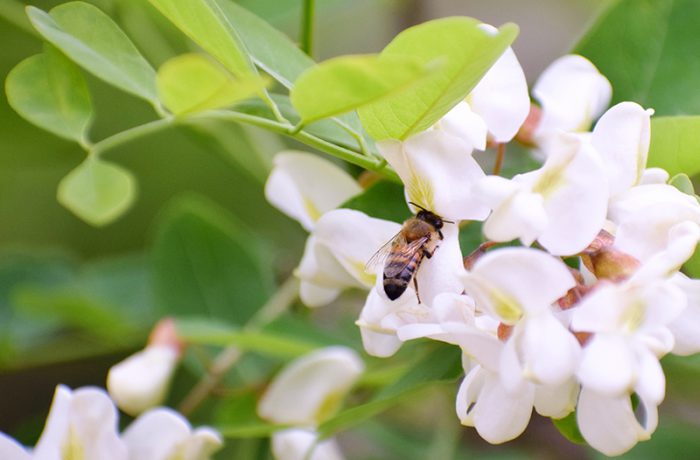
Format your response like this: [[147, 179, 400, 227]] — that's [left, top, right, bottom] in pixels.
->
[[408, 201, 428, 213], [442, 219, 455, 224]]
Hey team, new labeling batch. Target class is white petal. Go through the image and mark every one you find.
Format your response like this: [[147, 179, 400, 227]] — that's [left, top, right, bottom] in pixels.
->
[[591, 102, 652, 196], [577, 387, 657, 456], [470, 47, 530, 143], [634, 348, 665, 406], [107, 345, 179, 416], [631, 221, 700, 281], [669, 275, 700, 355], [639, 167, 669, 185], [472, 370, 534, 443], [533, 54, 611, 138], [299, 282, 342, 308], [413, 223, 465, 306], [519, 313, 580, 385], [437, 101, 488, 150], [534, 379, 579, 418], [271, 429, 345, 460], [122, 408, 194, 460], [577, 334, 634, 396], [265, 151, 361, 231], [34, 386, 127, 460], [258, 347, 364, 425], [0, 433, 30, 460], [464, 247, 575, 320], [570, 282, 623, 333], [530, 136, 609, 255], [377, 131, 489, 220], [358, 288, 411, 357], [482, 188, 548, 246], [314, 209, 401, 287]]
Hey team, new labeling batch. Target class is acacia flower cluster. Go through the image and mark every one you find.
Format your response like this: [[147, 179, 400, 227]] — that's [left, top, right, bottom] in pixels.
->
[[265, 49, 700, 456]]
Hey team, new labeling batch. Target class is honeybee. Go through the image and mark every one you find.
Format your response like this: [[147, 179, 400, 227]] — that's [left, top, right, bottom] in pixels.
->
[[367, 203, 452, 303]]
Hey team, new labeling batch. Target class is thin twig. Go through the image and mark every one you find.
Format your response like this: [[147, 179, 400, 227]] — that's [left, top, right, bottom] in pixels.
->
[[493, 142, 506, 176]]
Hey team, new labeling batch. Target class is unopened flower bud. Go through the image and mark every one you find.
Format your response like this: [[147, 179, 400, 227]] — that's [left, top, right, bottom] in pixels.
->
[[514, 104, 542, 146], [107, 319, 184, 416], [580, 230, 640, 280]]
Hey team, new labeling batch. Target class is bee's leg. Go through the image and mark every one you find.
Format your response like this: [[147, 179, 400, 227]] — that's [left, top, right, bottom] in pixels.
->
[[413, 275, 422, 304], [423, 247, 437, 259], [438, 230, 444, 240]]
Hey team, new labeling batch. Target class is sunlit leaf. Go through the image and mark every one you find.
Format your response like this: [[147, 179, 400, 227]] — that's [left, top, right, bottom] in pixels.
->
[[57, 156, 137, 227], [669, 173, 696, 196], [341, 180, 410, 224], [648, 116, 700, 177], [552, 412, 586, 445], [157, 53, 269, 115], [27, 2, 158, 104], [148, 0, 256, 79], [152, 195, 274, 324], [5, 45, 92, 143], [290, 54, 430, 124], [359, 17, 518, 140], [575, 0, 700, 115]]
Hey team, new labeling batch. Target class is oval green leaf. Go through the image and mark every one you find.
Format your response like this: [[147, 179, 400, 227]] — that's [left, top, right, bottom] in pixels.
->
[[27, 2, 157, 104], [5, 45, 92, 143], [290, 54, 431, 124], [575, 0, 700, 115], [148, 0, 256, 79], [358, 18, 519, 140], [157, 54, 269, 115], [57, 156, 137, 226], [648, 116, 700, 177]]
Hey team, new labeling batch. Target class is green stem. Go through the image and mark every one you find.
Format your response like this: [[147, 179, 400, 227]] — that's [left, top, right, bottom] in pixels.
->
[[0, 0, 37, 36], [90, 118, 174, 156], [300, 0, 316, 57], [178, 276, 299, 416], [201, 110, 400, 182]]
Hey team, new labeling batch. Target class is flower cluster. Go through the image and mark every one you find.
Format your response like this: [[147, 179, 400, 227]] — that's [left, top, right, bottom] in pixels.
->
[[265, 50, 700, 456], [0, 385, 222, 460]]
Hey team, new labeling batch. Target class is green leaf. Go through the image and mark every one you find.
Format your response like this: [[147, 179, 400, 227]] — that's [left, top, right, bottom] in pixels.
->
[[341, 180, 410, 223], [291, 54, 430, 124], [157, 53, 269, 115], [148, 0, 256, 79], [358, 18, 519, 140], [214, 0, 314, 89], [5, 45, 92, 143], [669, 173, 696, 196], [152, 195, 274, 324], [57, 156, 137, 227], [175, 317, 318, 358], [27, 2, 158, 104], [648, 116, 700, 177], [552, 411, 586, 445], [574, 0, 700, 115], [318, 345, 461, 438]]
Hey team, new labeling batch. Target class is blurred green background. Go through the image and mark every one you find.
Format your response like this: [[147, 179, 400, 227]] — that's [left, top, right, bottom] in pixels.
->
[[6, 0, 700, 459]]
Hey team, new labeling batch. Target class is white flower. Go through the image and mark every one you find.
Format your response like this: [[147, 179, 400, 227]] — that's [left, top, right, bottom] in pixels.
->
[[265, 151, 361, 231], [577, 386, 658, 456], [33, 385, 128, 460], [296, 209, 400, 307], [532, 54, 612, 143], [476, 133, 609, 255], [271, 429, 345, 460], [107, 345, 179, 416], [668, 274, 700, 355], [122, 408, 223, 460], [377, 130, 489, 221], [437, 43, 529, 149], [462, 248, 580, 388], [258, 346, 364, 426], [357, 223, 464, 357], [0, 433, 30, 460]]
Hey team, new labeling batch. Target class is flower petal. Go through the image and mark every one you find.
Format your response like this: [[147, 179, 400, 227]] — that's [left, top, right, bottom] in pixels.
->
[[533, 54, 611, 138], [577, 334, 634, 396], [669, 275, 700, 355], [271, 429, 345, 460], [265, 151, 361, 231], [258, 347, 364, 425], [377, 131, 489, 220], [470, 46, 530, 143], [534, 379, 579, 418], [107, 345, 179, 416], [634, 348, 665, 406], [436, 101, 488, 150], [0, 433, 30, 460]]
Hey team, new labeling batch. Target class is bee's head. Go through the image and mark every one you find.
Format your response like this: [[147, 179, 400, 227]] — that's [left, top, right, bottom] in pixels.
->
[[416, 210, 444, 229]]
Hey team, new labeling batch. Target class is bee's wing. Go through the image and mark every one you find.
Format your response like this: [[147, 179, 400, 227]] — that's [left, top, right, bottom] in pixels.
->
[[365, 230, 405, 274], [382, 236, 429, 278]]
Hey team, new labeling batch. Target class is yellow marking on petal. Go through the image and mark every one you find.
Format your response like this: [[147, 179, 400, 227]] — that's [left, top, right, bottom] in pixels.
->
[[62, 427, 85, 460], [355, 319, 395, 335], [489, 288, 523, 323], [350, 259, 377, 286], [620, 300, 645, 332], [407, 172, 435, 211], [303, 196, 322, 222], [314, 390, 345, 424], [531, 164, 567, 199]]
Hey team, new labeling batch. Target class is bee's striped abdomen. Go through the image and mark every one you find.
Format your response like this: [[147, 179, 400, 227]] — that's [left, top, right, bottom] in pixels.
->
[[383, 251, 423, 300]]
